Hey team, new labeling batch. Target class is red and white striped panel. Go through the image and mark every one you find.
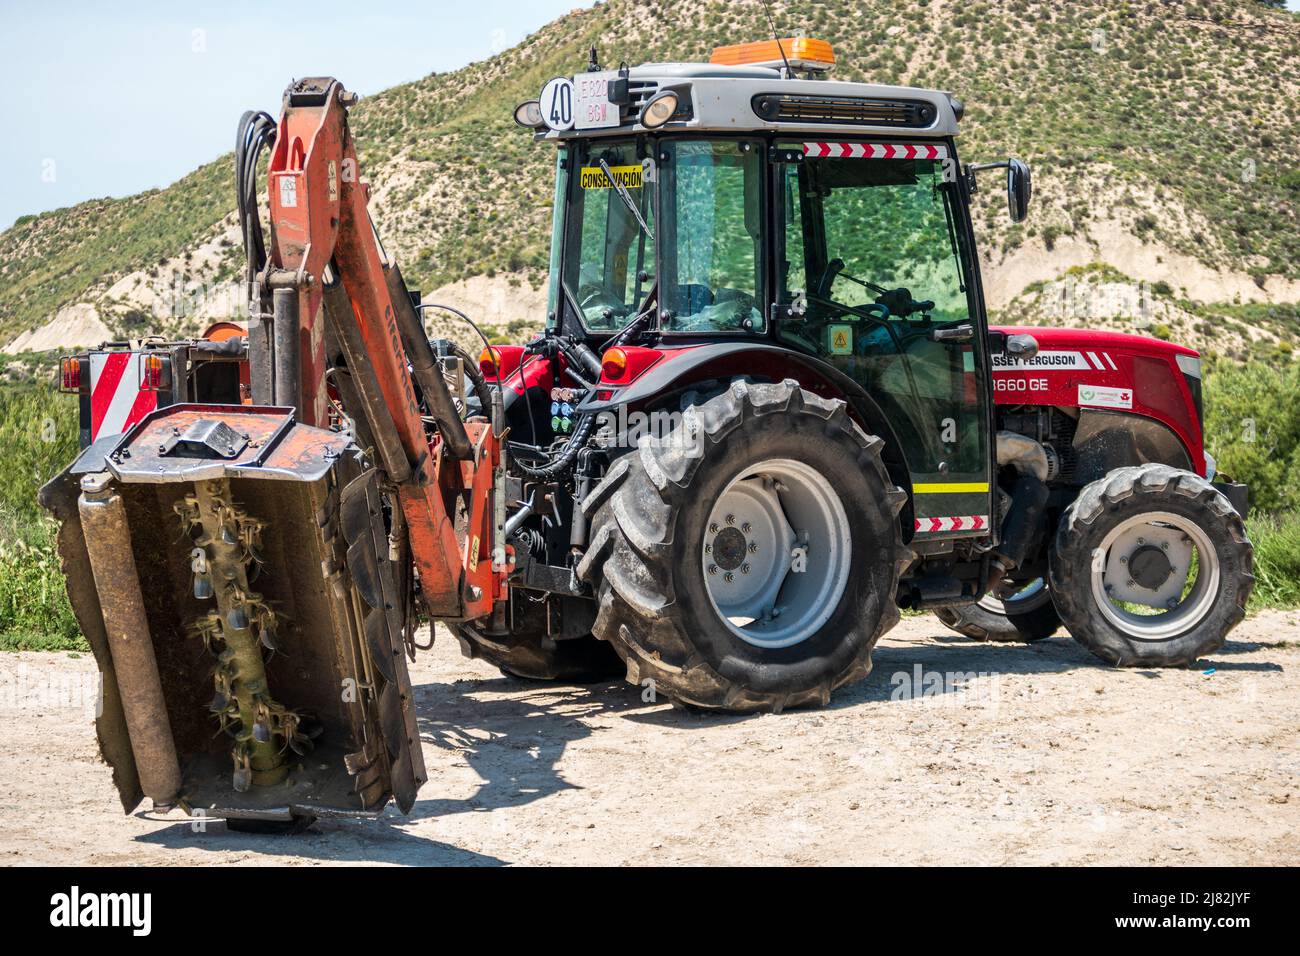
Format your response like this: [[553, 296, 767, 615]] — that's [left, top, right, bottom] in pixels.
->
[[914, 515, 988, 534], [1084, 350, 1119, 371], [90, 352, 157, 442], [803, 142, 949, 160]]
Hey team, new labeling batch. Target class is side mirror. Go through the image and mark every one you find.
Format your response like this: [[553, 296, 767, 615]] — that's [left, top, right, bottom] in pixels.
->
[[1007, 158, 1031, 223], [1005, 332, 1039, 361], [968, 158, 1033, 223]]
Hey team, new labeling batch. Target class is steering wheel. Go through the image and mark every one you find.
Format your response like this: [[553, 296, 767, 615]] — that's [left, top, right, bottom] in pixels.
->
[[578, 283, 611, 309]]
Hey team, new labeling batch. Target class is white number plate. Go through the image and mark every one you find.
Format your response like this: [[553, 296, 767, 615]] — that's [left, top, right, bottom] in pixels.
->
[[574, 71, 618, 130]]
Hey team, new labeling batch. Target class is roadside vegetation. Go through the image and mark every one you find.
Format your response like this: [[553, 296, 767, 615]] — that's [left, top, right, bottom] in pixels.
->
[[0, 380, 84, 650], [0, 349, 1296, 652]]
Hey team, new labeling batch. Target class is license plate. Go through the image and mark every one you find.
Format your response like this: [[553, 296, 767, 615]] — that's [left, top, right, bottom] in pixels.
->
[[574, 71, 619, 130]]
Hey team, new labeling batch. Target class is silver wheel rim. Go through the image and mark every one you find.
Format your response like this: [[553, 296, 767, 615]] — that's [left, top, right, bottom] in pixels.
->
[[701, 458, 851, 649], [1088, 510, 1220, 640], [978, 577, 1051, 615]]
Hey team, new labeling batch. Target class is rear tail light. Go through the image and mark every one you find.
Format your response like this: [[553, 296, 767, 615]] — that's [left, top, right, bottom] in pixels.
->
[[598, 345, 663, 384], [479, 347, 501, 379], [601, 347, 629, 381], [59, 357, 84, 393], [140, 354, 172, 392]]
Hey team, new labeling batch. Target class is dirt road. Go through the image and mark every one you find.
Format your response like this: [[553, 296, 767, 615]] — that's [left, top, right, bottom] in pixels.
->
[[2, 612, 1298, 866]]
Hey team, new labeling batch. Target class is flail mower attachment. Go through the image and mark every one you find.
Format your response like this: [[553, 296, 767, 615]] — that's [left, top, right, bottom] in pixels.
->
[[40, 403, 424, 823]]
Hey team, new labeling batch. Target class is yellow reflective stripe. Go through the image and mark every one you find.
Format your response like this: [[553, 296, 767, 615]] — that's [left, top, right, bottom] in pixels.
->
[[912, 482, 990, 494]]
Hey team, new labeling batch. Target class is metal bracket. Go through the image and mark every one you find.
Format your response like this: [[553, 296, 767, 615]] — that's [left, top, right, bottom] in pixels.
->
[[159, 419, 250, 459]]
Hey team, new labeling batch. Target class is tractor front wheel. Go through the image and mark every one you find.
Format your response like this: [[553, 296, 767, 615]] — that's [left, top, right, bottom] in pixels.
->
[[577, 380, 908, 712], [1049, 464, 1253, 666]]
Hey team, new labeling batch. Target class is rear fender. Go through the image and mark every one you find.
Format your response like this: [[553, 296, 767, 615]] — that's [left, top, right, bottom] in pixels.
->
[[582, 343, 912, 505]]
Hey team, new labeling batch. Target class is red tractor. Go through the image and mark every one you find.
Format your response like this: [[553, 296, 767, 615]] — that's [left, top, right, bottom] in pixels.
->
[[43, 38, 1252, 826]]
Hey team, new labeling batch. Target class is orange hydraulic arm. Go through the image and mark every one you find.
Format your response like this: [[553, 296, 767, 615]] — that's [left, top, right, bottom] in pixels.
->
[[260, 77, 505, 621]]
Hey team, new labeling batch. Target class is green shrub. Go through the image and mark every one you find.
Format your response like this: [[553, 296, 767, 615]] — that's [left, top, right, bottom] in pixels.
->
[[0, 510, 84, 651], [1203, 361, 1300, 514], [0, 383, 83, 650], [1246, 512, 1300, 611], [0, 383, 78, 517]]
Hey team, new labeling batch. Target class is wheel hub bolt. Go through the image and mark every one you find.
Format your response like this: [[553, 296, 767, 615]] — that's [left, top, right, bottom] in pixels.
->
[[748, 542, 758, 553], [1166, 599, 1178, 610], [741, 563, 750, 574], [708, 564, 718, 575], [1119, 555, 1128, 564], [725, 514, 735, 526], [741, 522, 751, 533], [724, 572, 734, 583], [709, 522, 719, 534], [705, 543, 712, 554]]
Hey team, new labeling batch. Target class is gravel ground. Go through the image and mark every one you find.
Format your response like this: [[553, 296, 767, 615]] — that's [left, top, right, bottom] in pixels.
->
[[2, 612, 1298, 866]]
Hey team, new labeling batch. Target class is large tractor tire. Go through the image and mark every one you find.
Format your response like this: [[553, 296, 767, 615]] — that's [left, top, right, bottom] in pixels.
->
[[934, 579, 1061, 643], [577, 379, 909, 713], [455, 625, 624, 682], [1049, 464, 1253, 667]]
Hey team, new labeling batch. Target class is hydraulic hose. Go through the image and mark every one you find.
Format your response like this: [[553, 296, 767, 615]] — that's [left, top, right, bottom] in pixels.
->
[[235, 111, 276, 286], [236, 110, 277, 403], [444, 342, 494, 423], [513, 409, 599, 481]]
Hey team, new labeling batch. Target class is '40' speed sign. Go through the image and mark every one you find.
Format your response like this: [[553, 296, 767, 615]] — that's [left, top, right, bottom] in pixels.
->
[[540, 77, 574, 131]]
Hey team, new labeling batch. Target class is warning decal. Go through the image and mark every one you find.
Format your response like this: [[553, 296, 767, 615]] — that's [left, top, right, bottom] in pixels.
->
[[580, 165, 643, 190], [803, 142, 949, 160], [914, 515, 989, 534], [278, 175, 297, 208], [89, 352, 157, 442], [827, 325, 853, 355]]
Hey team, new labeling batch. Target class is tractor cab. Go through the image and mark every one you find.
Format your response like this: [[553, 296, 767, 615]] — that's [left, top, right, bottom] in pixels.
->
[[517, 38, 1026, 542]]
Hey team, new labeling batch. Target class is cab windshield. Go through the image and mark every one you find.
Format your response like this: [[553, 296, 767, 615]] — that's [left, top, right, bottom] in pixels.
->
[[559, 137, 764, 334], [658, 139, 763, 333], [560, 140, 655, 331]]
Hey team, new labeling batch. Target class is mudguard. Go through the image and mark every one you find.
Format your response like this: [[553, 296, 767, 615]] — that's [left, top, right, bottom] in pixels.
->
[[579, 341, 913, 500]]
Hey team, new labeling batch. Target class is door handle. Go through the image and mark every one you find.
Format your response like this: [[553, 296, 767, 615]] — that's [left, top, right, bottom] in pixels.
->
[[929, 323, 974, 343]]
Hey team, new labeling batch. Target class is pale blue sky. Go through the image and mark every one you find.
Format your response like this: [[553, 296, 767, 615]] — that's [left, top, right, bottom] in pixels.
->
[[1, 0, 1296, 230], [0, 0, 594, 229]]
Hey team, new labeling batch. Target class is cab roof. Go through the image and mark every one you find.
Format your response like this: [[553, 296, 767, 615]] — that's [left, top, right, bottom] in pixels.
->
[[539, 62, 961, 142]]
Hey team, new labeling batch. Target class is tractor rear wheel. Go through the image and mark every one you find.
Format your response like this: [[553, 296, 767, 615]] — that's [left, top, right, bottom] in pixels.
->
[[934, 578, 1061, 642], [455, 624, 624, 682], [577, 380, 908, 712], [1049, 464, 1253, 667]]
